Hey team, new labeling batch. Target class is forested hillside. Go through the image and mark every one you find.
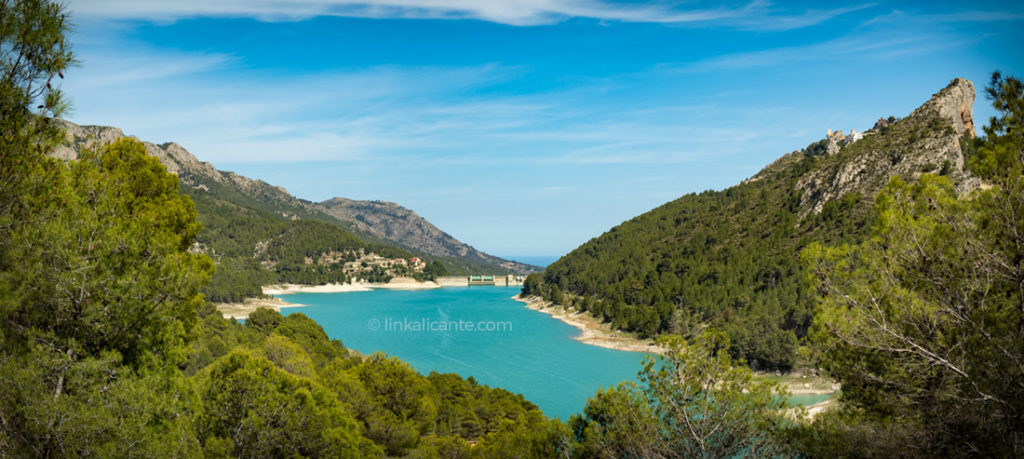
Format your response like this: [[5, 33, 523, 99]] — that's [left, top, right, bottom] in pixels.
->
[[0, 128, 783, 457], [0, 100, 560, 457], [321, 197, 535, 274], [525, 78, 980, 370], [54, 121, 538, 302], [187, 187, 427, 301]]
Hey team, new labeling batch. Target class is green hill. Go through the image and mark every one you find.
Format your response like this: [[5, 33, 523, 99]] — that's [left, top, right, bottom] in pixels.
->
[[525, 78, 980, 370], [53, 121, 539, 302]]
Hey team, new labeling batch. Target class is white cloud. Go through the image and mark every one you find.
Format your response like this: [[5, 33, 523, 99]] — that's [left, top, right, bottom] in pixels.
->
[[722, 3, 876, 31], [863, 8, 1024, 26], [63, 36, 817, 168], [675, 31, 955, 73], [70, 53, 233, 88], [67, 0, 865, 29]]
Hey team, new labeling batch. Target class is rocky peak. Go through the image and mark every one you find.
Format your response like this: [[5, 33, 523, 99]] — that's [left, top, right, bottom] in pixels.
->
[[320, 197, 470, 257], [824, 128, 866, 155], [911, 77, 976, 138], [52, 121, 125, 160], [319, 197, 537, 274], [52, 120, 326, 222], [794, 78, 980, 216], [54, 120, 221, 183]]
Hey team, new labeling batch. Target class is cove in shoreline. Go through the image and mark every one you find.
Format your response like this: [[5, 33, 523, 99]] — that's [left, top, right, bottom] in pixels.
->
[[218, 285, 836, 418], [273, 286, 654, 420], [514, 294, 664, 355], [514, 295, 839, 398]]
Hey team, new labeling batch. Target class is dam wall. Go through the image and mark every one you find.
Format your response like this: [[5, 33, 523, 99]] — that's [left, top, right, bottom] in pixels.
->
[[436, 275, 526, 287]]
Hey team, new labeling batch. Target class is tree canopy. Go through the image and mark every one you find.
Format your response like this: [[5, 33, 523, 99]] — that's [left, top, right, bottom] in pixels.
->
[[570, 331, 791, 458], [802, 72, 1024, 456]]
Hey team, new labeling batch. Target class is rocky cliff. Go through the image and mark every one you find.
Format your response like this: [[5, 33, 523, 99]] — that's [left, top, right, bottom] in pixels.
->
[[795, 78, 980, 215]]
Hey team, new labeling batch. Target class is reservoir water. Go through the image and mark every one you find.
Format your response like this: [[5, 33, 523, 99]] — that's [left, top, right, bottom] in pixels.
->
[[277, 286, 832, 419], [278, 286, 649, 420]]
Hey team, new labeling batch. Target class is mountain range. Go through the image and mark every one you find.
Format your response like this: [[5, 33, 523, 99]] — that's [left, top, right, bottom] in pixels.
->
[[52, 122, 538, 301]]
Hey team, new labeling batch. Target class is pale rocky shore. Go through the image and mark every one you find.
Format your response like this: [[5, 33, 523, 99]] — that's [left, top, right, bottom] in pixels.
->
[[514, 294, 664, 355], [262, 276, 442, 295], [262, 277, 441, 295], [515, 295, 839, 403], [218, 277, 442, 319], [215, 297, 308, 320]]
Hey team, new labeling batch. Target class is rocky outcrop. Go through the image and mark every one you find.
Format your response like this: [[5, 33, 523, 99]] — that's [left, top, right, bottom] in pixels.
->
[[52, 123, 125, 160], [795, 78, 980, 216], [55, 122, 212, 178], [911, 77, 975, 138], [825, 129, 845, 155], [871, 117, 893, 131]]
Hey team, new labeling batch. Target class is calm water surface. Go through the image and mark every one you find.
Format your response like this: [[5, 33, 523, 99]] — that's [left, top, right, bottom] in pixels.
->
[[278, 286, 649, 420], [278, 286, 832, 419]]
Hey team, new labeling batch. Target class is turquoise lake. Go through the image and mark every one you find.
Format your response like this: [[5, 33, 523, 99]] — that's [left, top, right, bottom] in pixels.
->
[[277, 286, 832, 420], [278, 286, 650, 420]]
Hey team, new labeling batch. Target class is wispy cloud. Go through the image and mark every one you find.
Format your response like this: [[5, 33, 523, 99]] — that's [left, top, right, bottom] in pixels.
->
[[863, 8, 1024, 26], [65, 46, 803, 168], [71, 53, 234, 88], [69, 0, 865, 29], [721, 2, 877, 31], [675, 30, 957, 73]]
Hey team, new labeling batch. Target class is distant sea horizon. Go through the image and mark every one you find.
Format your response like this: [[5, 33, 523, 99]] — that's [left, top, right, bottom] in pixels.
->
[[502, 255, 560, 267]]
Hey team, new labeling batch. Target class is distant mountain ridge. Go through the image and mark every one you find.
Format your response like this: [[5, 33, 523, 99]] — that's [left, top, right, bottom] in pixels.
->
[[319, 197, 529, 273], [525, 78, 982, 370], [52, 121, 537, 299], [53, 122, 332, 222]]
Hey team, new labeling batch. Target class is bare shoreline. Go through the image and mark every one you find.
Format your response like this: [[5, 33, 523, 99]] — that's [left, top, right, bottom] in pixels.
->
[[215, 297, 308, 320], [513, 294, 664, 355], [262, 277, 442, 295], [216, 277, 442, 318], [217, 281, 663, 355]]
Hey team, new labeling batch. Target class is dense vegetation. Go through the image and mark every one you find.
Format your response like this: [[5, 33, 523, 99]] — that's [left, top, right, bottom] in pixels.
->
[[523, 92, 968, 370], [799, 72, 1024, 456], [188, 185, 429, 302], [186, 306, 562, 457], [570, 332, 793, 457], [525, 155, 849, 370], [0, 7, 552, 449]]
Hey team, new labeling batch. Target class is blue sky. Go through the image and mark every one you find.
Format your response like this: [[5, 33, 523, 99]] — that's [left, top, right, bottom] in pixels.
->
[[63, 1, 1023, 258]]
